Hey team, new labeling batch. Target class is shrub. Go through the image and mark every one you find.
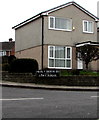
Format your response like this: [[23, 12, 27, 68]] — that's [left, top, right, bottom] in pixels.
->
[[80, 70, 99, 76], [8, 55, 16, 64], [71, 69, 80, 75], [60, 70, 72, 76], [60, 70, 82, 76], [9, 58, 38, 74], [2, 63, 10, 71], [2, 56, 9, 64]]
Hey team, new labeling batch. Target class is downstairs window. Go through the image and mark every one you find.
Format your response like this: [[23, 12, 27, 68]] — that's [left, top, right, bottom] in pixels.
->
[[48, 46, 72, 69]]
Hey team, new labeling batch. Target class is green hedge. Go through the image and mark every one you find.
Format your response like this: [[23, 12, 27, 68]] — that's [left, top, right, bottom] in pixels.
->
[[8, 55, 16, 64], [2, 56, 9, 64], [9, 58, 38, 74], [60, 70, 99, 76], [79, 71, 99, 76], [2, 63, 10, 71]]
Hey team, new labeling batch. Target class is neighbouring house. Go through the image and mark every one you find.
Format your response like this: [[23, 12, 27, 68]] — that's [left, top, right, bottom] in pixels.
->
[[0, 38, 15, 57], [12, 1, 99, 70]]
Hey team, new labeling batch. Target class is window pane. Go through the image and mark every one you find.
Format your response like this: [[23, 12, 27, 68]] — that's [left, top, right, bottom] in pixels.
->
[[66, 19, 72, 30], [84, 21, 87, 31], [66, 60, 71, 67], [55, 18, 62, 29], [67, 48, 70, 58], [55, 18, 67, 29], [55, 46, 65, 58], [50, 17, 54, 28], [49, 46, 54, 57], [88, 22, 93, 32], [55, 59, 65, 67], [55, 17, 72, 30], [49, 59, 54, 67]]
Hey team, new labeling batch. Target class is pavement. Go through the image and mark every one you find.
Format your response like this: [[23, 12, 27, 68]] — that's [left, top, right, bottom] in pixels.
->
[[0, 80, 99, 91]]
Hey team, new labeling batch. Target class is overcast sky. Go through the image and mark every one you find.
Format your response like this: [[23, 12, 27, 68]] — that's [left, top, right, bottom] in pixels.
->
[[0, 0, 99, 42]]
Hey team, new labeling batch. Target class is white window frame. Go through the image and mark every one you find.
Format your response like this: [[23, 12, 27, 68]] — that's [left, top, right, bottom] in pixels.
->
[[83, 20, 94, 33], [48, 46, 72, 69], [49, 16, 72, 31]]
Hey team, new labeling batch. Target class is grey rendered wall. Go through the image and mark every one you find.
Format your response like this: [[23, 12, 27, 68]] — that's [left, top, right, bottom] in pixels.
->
[[44, 5, 97, 46], [15, 17, 42, 52], [15, 45, 48, 70], [97, 1, 99, 27]]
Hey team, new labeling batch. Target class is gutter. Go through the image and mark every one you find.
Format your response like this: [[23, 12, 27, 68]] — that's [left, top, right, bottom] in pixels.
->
[[12, 13, 48, 30], [12, 13, 41, 29], [76, 41, 99, 47]]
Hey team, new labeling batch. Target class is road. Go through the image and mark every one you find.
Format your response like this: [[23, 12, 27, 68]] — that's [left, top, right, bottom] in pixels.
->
[[1, 86, 98, 118]]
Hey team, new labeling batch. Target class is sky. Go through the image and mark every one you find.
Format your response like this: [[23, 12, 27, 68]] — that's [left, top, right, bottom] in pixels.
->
[[0, 0, 99, 42]]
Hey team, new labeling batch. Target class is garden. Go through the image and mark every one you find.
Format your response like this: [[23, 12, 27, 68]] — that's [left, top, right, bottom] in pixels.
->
[[1, 55, 99, 86]]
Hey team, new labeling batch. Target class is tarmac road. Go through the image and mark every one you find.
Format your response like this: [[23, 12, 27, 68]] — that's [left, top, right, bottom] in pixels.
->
[[2, 86, 98, 118]]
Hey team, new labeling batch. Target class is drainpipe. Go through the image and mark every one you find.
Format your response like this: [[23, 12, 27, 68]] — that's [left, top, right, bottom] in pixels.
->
[[41, 13, 48, 70], [41, 15, 44, 70], [97, 1, 99, 27]]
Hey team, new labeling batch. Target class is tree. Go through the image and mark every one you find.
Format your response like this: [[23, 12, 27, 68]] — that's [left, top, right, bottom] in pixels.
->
[[76, 45, 99, 69]]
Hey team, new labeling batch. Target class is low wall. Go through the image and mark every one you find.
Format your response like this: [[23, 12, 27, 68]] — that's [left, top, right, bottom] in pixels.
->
[[1, 72, 99, 86], [1, 72, 33, 83]]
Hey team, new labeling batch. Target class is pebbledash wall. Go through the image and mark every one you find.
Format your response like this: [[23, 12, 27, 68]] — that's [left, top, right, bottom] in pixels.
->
[[15, 45, 78, 70], [16, 45, 98, 70], [16, 45, 48, 70], [14, 2, 98, 70]]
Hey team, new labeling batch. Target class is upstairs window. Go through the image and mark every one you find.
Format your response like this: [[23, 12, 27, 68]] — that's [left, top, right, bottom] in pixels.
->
[[49, 16, 72, 31], [83, 20, 94, 33]]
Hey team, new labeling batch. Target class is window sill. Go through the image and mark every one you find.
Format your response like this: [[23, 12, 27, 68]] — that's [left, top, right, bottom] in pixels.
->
[[48, 66, 72, 69], [83, 31, 94, 34], [49, 28, 72, 32]]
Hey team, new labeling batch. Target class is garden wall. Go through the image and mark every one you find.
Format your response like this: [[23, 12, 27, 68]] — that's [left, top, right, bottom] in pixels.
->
[[1, 72, 99, 86]]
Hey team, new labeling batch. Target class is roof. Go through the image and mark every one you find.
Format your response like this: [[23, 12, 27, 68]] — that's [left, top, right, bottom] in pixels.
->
[[0, 41, 15, 51], [76, 41, 99, 47], [12, 1, 99, 30]]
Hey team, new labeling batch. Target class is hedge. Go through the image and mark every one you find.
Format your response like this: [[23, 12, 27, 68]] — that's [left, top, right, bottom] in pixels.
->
[[8, 55, 16, 64], [9, 58, 38, 74], [60, 70, 99, 76]]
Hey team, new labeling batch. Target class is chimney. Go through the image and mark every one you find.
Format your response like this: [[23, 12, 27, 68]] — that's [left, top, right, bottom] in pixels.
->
[[9, 38, 13, 42]]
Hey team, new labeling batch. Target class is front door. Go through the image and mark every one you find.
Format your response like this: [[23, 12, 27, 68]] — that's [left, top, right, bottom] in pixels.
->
[[77, 59, 83, 69], [77, 52, 83, 69]]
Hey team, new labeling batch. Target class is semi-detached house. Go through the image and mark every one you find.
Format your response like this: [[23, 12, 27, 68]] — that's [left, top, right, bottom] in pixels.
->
[[12, 1, 99, 70]]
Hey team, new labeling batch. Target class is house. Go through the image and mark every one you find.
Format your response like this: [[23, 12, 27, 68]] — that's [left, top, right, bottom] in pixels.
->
[[0, 38, 15, 57], [12, 1, 99, 70]]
